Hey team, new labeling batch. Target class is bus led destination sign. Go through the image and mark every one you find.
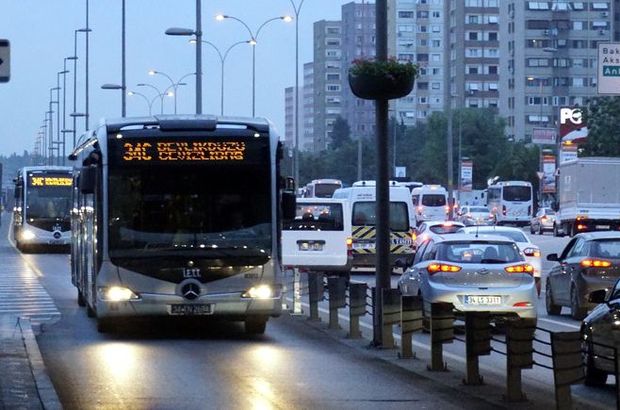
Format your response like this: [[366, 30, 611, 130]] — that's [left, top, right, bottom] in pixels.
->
[[29, 176, 72, 187], [122, 141, 246, 161]]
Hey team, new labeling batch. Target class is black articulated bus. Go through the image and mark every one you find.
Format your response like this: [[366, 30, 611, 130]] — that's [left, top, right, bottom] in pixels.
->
[[69, 115, 296, 333]]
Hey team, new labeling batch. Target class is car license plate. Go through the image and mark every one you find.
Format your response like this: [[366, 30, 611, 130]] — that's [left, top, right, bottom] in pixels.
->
[[353, 242, 375, 250], [169, 304, 213, 315], [464, 295, 502, 305], [596, 225, 610, 230], [298, 241, 324, 251]]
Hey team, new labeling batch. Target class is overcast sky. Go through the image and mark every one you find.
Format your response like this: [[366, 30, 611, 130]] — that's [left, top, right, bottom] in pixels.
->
[[0, 0, 352, 156]]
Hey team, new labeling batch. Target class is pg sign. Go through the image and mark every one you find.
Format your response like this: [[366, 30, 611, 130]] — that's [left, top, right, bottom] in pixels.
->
[[0, 39, 9, 83], [597, 43, 620, 95], [559, 107, 587, 144]]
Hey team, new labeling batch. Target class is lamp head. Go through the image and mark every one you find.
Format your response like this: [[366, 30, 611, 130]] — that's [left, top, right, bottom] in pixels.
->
[[249, 39, 257, 46], [215, 14, 226, 21], [148, 70, 157, 76], [283, 15, 293, 23]]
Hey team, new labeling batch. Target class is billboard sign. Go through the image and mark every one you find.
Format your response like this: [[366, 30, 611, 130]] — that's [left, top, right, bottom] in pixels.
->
[[597, 43, 620, 95], [560, 144, 578, 164], [559, 107, 587, 144], [532, 127, 556, 145], [460, 159, 473, 192], [542, 154, 556, 193]]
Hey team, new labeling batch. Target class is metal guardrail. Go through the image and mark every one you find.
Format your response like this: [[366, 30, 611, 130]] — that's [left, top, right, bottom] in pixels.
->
[[282, 271, 619, 409]]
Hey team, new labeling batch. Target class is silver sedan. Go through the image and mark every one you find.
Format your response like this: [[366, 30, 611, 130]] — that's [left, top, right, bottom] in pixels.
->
[[398, 234, 537, 321]]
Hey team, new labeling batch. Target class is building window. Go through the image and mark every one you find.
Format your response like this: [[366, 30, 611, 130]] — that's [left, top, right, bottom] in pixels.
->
[[398, 11, 414, 18], [326, 27, 340, 34], [431, 82, 440, 90], [488, 65, 498, 74], [326, 73, 340, 81], [527, 2, 550, 10], [326, 50, 341, 58], [467, 15, 479, 24], [488, 32, 498, 41], [326, 84, 341, 92], [468, 32, 479, 41]]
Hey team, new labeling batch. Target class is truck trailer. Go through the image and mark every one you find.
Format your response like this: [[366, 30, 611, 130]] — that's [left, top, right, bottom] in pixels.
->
[[554, 157, 620, 237]]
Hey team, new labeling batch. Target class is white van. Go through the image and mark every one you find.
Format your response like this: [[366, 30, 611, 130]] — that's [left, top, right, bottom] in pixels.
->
[[332, 180, 415, 269], [411, 185, 448, 226], [281, 198, 352, 275]]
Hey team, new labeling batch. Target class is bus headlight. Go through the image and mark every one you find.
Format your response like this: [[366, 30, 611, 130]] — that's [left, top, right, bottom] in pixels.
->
[[98, 286, 139, 302], [242, 285, 274, 299], [21, 229, 36, 241]]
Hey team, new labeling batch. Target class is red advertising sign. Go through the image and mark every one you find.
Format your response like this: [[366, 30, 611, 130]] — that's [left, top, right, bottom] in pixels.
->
[[559, 107, 588, 144]]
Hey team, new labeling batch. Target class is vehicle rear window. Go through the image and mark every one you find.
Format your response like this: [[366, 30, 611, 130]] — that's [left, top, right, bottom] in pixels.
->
[[466, 229, 528, 243], [439, 241, 522, 264], [591, 240, 620, 259], [422, 194, 446, 206], [470, 207, 489, 213], [503, 186, 531, 202], [352, 201, 409, 231], [284, 203, 344, 231], [430, 224, 462, 234], [314, 183, 341, 198]]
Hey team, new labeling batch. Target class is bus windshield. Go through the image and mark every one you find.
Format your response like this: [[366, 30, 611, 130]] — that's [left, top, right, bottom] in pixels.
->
[[108, 164, 272, 264], [503, 186, 531, 201], [26, 173, 71, 220]]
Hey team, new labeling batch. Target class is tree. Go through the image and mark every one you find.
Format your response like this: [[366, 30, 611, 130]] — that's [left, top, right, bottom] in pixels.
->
[[329, 116, 352, 150], [581, 97, 620, 157]]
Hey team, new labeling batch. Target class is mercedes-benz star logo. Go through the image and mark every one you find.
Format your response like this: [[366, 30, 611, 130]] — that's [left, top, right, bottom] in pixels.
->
[[187, 260, 195, 268], [181, 283, 201, 300]]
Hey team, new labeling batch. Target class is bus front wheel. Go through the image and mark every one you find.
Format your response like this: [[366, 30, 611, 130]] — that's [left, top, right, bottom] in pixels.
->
[[245, 317, 267, 335]]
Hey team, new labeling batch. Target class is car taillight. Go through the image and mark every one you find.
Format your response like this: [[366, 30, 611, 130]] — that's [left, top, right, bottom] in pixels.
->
[[577, 224, 587, 231], [411, 231, 417, 242], [523, 247, 541, 257], [502, 205, 507, 216], [513, 301, 533, 308], [527, 205, 531, 216], [346, 237, 353, 250], [505, 264, 534, 275], [445, 206, 450, 213], [417, 206, 424, 214], [541, 216, 548, 222], [427, 263, 461, 274], [580, 259, 612, 268]]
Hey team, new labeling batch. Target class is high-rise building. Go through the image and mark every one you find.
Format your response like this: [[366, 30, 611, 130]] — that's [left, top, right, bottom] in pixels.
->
[[302, 62, 315, 152], [284, 86, 302, 149], [313, 20, 343, 152], [341, 1, 376, 140], [388, 0, 446, 125], [499, 1, 614, 141], [447, 0, 500, 111]]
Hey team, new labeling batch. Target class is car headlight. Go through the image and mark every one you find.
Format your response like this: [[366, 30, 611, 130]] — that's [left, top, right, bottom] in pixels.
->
[[242, 285, 274, 299], [21, 229, 36, 241], [98, 286, 139, 302]]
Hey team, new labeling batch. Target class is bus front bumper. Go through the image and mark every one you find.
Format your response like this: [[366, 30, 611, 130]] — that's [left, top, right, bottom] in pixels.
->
[[96, 291, 283, 320]]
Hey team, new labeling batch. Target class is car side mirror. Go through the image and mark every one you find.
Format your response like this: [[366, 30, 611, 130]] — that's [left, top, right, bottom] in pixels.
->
[[589, 289, 608, 304], [547, 253, 559, 262]]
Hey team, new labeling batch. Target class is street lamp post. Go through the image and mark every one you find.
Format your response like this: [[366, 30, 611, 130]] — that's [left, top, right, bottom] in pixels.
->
[[215, 14, 292, 116], [127, 90, 157, 116], [192, 40, 249, 115], [289, 0, 306, 186], [49, 87, 60, 165], [148, 70, 195, 114], [164, 0, 202, 114], [101, 83, 126, 116], [73, 28, 91, 147], [137, 83, 173, 114], [85, 0, 90, 130], [57, 70, 69, 165], [62, 57, 76, 163]]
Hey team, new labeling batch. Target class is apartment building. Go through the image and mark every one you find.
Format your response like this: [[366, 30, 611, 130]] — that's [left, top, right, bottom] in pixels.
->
[[499, 0, 614, 141]]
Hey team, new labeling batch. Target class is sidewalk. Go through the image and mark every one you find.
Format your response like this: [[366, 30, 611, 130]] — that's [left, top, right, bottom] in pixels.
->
[[0, 215, 61, 409]]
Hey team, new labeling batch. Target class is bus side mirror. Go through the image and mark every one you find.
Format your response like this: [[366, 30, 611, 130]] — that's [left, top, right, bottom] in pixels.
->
[[79, 167, 96, 194], [282, 191, 296, 220]]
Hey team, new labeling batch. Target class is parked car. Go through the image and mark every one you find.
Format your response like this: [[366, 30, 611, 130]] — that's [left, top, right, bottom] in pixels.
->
[[458, 226, 542, 295], [413, 220, 464, 250], [546, 231, 620, 320], [581, 280, 620, 386], [456, 205, 494, 226], [530, 207, 556, 235], [398, 234, 537, 323]]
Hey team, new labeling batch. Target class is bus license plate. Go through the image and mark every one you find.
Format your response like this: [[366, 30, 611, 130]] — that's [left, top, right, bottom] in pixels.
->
[[169, 304, 213, 315], [464, 296, 501, 305]]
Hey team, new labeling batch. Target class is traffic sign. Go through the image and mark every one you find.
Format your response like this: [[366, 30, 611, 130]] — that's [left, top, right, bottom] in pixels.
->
[[597, 43, 620, 95], [0, 39, 9, 83], [536, 171, 544, 180]]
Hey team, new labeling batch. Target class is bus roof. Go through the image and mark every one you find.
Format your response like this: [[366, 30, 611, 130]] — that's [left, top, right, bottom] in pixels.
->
[[101, 115, 272, 133]]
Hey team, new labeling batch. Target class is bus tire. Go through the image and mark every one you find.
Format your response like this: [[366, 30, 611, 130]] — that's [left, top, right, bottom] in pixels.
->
[[77, 291, 86, 307], [245, 317, 267, 335], [97, 318, 114, 334], [86, 304, 96, 318]]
